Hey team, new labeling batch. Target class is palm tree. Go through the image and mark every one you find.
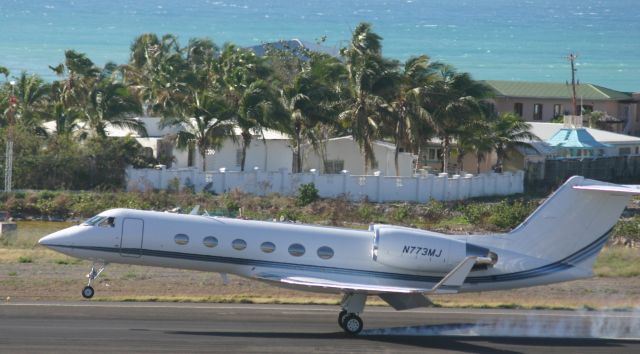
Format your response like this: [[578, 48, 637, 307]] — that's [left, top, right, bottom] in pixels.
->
[[384, 55, 439, 175], [492, 112, 539, 169], [214, 44, 277, 171], [237, 79, 285, 171], [121, 33, 185, 116], [160, 94, 235, 171], [274, 52, 344, 173], [421, 65, 492, 174], [8, 71, 50, 133], [51, 51, 145, 138], [340, 22, 398, 173]]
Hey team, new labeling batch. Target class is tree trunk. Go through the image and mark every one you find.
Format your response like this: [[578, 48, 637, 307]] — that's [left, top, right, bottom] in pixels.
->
[[201, 150, 207, 172], [394, 145, 400, 177], [295, 133, 302, 173], [442, 136, 450, 174]]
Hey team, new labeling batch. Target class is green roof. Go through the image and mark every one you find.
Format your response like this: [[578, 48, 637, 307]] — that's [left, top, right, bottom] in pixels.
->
[[484, 80, 632, 101]]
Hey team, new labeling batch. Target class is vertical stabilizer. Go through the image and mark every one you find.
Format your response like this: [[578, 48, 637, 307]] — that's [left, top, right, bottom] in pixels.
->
[[506, 176, 636, 271]]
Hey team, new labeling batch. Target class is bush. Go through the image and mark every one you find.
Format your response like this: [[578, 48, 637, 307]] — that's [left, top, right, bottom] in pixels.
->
[[487, 199, 536, 230], [296, 183, 319, 207]]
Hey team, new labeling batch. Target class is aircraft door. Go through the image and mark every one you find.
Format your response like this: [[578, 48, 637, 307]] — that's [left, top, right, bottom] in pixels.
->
[[120, 218, 144, 257]]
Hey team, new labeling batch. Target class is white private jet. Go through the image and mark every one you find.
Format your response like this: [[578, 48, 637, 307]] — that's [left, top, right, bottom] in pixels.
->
[[39, 176, 640, 334]]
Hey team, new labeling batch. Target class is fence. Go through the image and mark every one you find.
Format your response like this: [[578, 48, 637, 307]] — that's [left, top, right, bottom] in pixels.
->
[[126, 167, 525, 202], [525, 156, 640, 193]]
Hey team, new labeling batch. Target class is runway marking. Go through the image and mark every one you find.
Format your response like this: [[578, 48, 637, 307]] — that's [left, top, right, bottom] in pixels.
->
[[2, 302, 639, 319]]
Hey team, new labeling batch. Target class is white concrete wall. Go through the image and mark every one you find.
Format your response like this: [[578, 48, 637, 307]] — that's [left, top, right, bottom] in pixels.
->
[[126, 167, 525, 202]]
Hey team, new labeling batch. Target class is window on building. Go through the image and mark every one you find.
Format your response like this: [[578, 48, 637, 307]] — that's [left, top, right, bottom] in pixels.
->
[[324, 160, 345, 174], [423, 148, 443, 163], [580, 105, 594, 114], [187, 146, 195, 167], [636, 146, 639, 155], [514, 103, 523, 117], [533, 104, 543, 121], [553, 104, 562, 118], [619, 147, 631, 156]]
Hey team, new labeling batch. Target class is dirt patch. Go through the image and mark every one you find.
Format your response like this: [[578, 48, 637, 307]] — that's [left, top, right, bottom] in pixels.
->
[[1, 261, 638, 309]]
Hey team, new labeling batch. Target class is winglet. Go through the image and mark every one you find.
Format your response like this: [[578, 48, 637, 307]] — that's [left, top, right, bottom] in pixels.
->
[[425, 257, 477, 294]]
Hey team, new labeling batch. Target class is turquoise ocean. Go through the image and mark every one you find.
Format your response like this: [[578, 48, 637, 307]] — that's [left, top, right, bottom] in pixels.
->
[[1, 0, 638, 91]]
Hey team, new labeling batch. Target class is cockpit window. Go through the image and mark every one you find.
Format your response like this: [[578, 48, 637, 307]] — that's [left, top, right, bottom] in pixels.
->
[[83, 216, 115, 227], [83, 216, 105, 226], [98, 217, 115, 228]]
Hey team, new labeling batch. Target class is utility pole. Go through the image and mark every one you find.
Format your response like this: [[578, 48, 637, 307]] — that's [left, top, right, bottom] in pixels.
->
[[568, 53, 579, 116], [4, 80, 16, 192]]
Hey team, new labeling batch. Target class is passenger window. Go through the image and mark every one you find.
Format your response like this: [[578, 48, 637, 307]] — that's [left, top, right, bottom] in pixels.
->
[[317, 246, 334, 260], [261, 242, 276, 253], [203, 236, 218, 248], [288, 243, 305, 257], [174, 234, 189, 245], [232, 239, 247, 251]]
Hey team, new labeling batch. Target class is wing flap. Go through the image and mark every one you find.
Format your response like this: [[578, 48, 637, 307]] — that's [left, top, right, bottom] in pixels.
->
[[254, 272, 429, 293]]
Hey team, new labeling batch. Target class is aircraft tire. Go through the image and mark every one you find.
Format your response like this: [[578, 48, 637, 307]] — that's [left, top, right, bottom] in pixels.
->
[[82, 286, 95, 299], [342, 314, 363, 335], [338, 310, 347, 329]]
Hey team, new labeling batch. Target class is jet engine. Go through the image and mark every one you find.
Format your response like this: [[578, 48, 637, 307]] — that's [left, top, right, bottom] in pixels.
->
[[371, 226, 496, 273]]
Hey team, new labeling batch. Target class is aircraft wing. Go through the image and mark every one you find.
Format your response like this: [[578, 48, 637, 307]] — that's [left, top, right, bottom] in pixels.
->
[[253, 256, 479, 295], [254, 272, 429, 293]]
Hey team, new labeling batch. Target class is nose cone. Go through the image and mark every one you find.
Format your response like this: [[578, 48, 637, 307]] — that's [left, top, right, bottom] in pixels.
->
[[39, 229, 73, 249]]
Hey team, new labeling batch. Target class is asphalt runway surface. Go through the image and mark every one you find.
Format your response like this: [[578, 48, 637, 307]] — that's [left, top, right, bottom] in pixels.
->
[[1, 302, 639, 353]]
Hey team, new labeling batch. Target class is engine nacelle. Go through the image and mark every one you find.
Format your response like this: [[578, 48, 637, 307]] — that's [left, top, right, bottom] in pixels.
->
[[372, 226, 495, 273]]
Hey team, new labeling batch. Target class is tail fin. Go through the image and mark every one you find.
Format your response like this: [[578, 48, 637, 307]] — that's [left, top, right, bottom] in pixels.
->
[[507, 176, 638, 271]]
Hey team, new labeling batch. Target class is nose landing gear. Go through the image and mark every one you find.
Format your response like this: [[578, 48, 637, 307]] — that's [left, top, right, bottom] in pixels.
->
[[82, 262, 107, 299]]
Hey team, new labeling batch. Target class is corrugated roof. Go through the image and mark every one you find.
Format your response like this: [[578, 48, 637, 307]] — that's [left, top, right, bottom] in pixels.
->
[[546, 128, 610, 149], [484, 80, 632, 101]]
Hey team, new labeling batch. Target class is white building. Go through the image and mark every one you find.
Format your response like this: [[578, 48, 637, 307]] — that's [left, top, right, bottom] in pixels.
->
[[302, 136, 416, 177]]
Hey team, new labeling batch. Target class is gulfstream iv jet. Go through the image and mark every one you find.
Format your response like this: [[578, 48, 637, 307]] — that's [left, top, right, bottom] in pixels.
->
[[39, 176, 640, 334]]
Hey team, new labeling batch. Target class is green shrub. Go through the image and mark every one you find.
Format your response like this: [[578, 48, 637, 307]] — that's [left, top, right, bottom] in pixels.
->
[[18, 256, 33, 263], [296, 183, 319, 207], [487, 199, 536, 230], [614, 219, 640, 241], [391, 204, 412, 222]]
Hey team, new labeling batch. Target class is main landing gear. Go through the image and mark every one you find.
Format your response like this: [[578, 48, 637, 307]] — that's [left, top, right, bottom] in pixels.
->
[[338, 293, 367, 335], [82, 261, 107, 299]]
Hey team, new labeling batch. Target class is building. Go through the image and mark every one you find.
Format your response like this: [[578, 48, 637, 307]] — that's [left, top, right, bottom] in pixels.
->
[[503, 120, 640, 172], [302, 136, 416, 176], [484, 80, 640, 136]]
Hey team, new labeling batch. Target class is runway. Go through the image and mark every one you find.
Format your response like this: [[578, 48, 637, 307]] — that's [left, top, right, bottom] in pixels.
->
[[1, 302, 639, 353]]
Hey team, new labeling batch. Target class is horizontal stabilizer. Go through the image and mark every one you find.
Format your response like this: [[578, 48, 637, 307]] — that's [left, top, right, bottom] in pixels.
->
[[426, 256, 477, 294], [573, 185, 640, 195]]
